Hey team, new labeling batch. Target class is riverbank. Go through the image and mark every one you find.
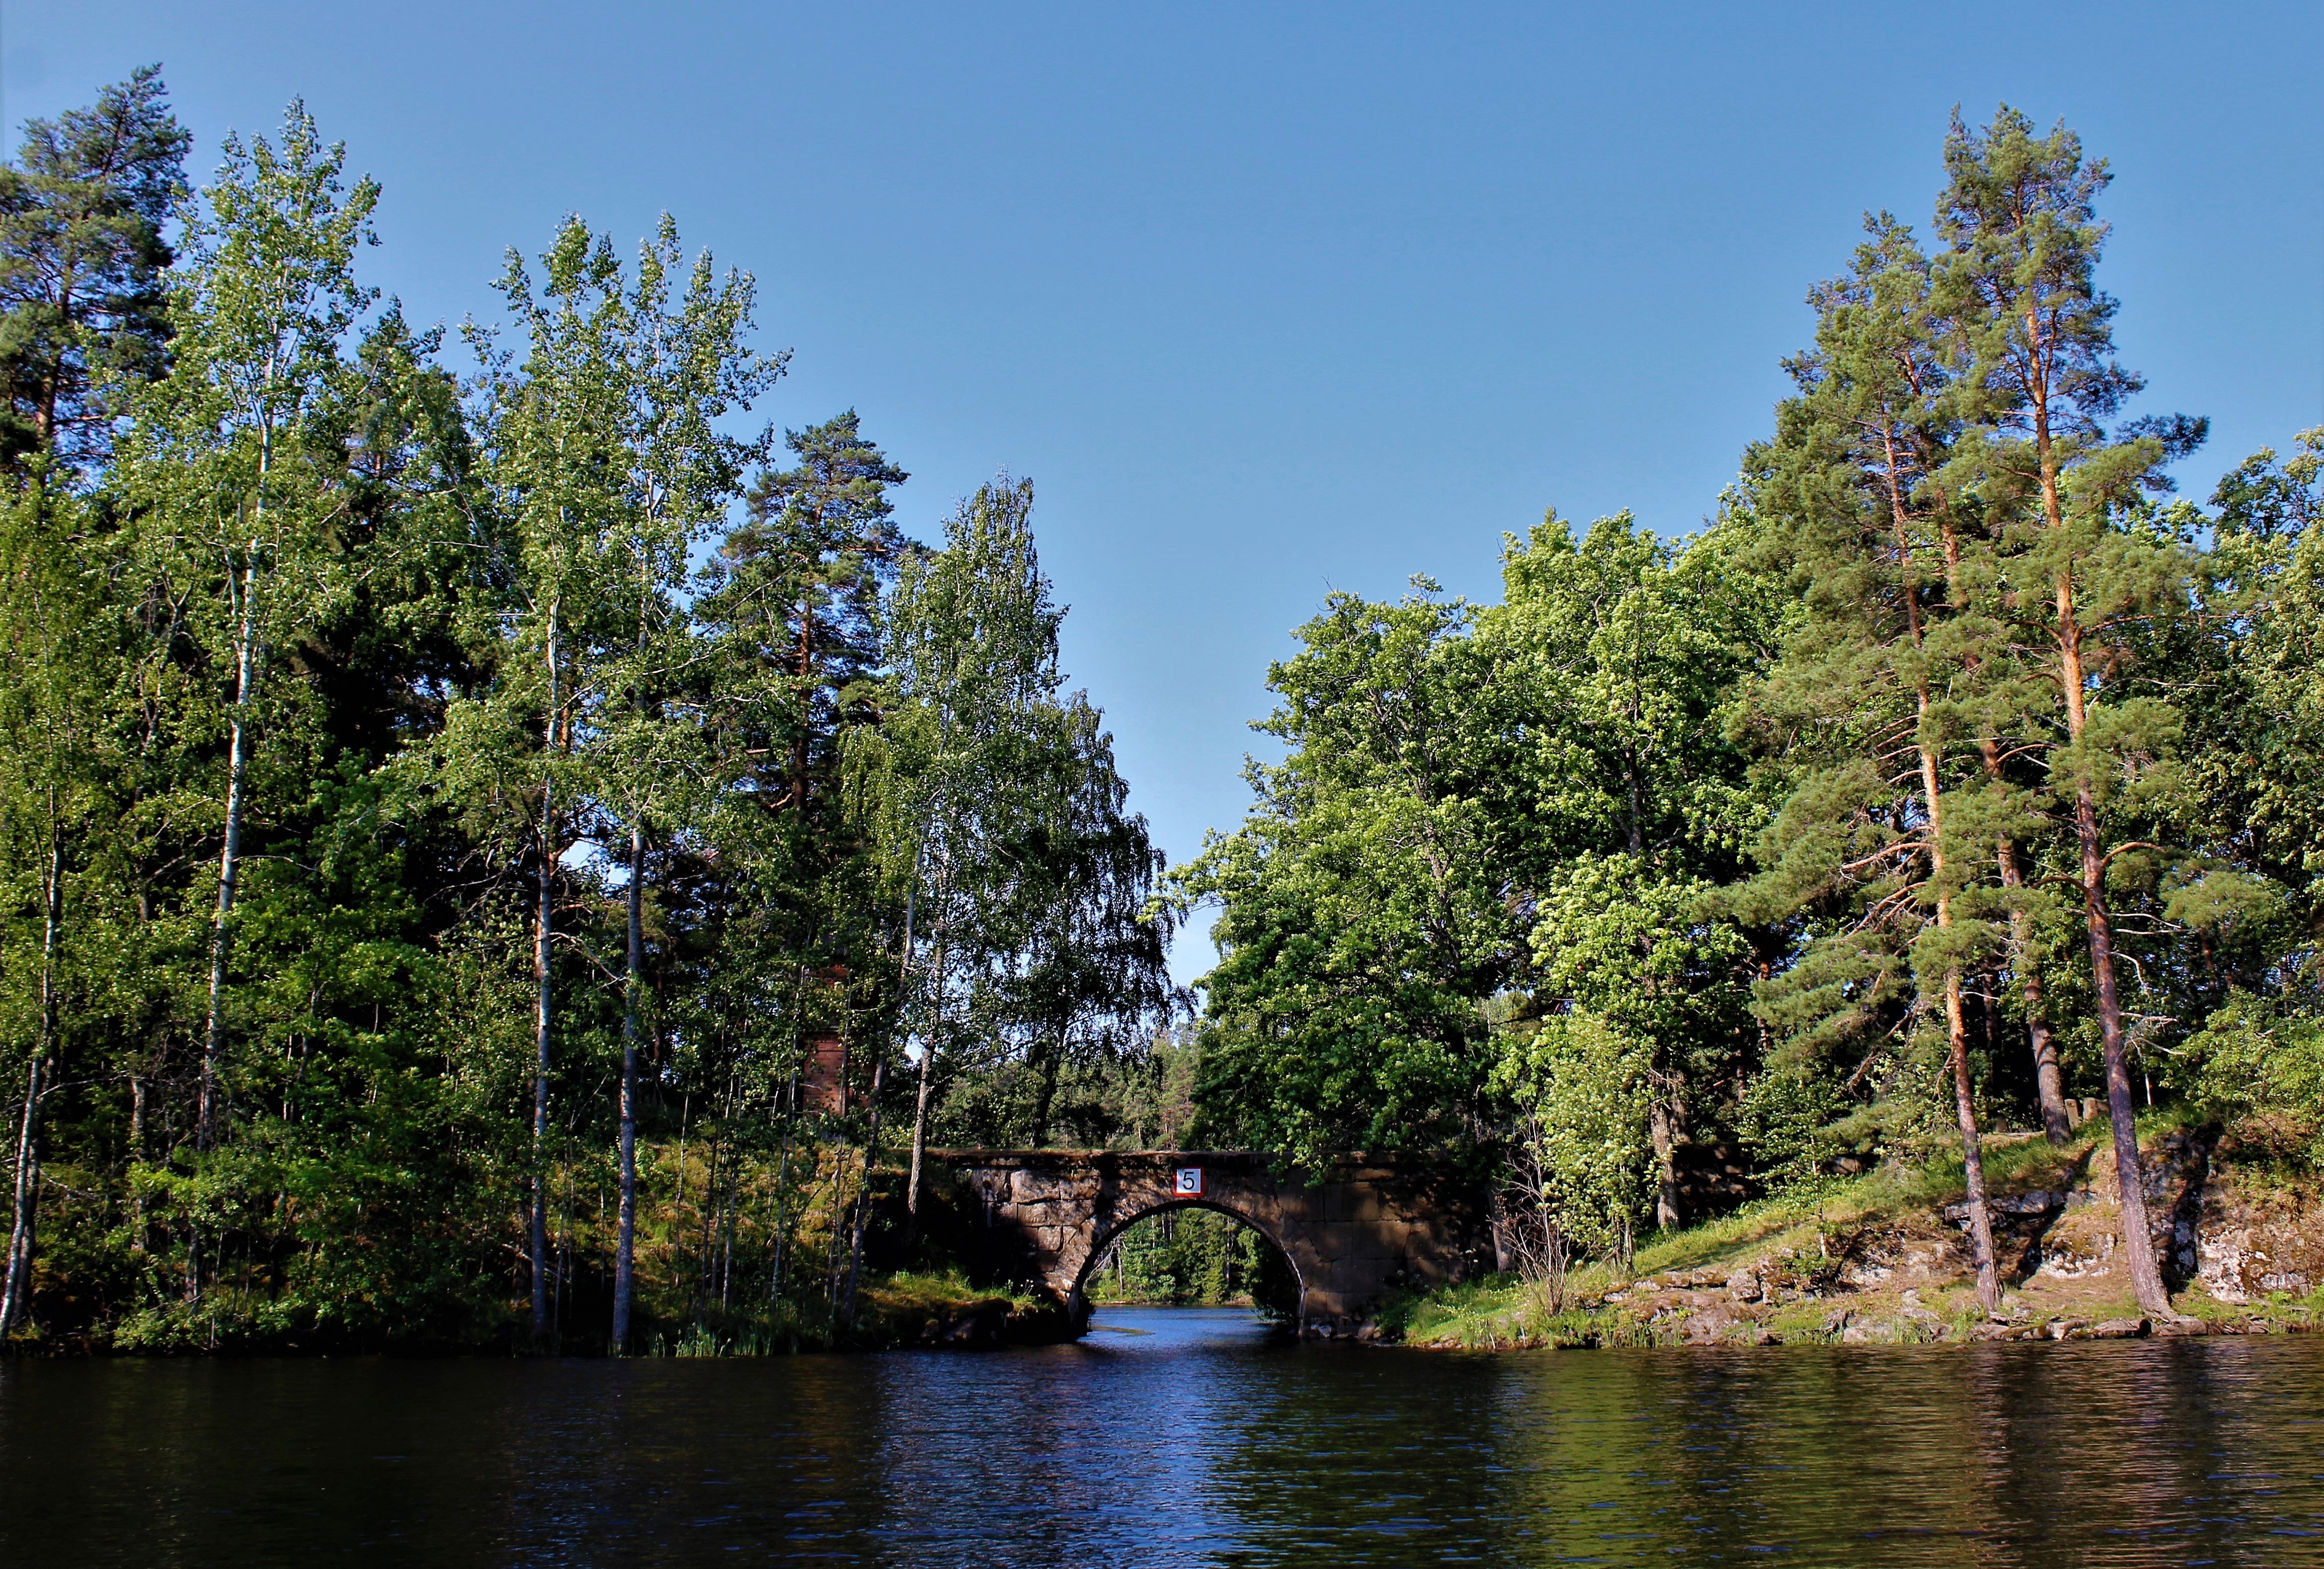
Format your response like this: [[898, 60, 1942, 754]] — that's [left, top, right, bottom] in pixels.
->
[[1379, 1118, 2324, 1350], [649, 1271, 1073, 1355]]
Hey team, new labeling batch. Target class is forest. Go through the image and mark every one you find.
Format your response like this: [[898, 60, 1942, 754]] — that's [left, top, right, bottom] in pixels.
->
[[1174, 118, 2324, 1323], [0, 70, 1181, 1353], [3, 70, 2319, 1351]]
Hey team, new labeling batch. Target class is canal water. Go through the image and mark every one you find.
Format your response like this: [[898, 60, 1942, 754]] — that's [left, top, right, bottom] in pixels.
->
[[3, 1307, 2320, 1565]]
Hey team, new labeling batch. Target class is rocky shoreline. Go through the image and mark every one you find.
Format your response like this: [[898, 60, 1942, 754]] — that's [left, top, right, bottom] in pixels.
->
[[1383, 1128, 2324, 1352]]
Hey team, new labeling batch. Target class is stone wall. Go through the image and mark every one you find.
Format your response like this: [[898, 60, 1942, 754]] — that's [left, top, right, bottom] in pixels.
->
[[930, 1149, 1492, 1334]]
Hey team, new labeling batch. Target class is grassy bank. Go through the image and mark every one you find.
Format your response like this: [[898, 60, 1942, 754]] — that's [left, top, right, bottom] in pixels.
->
[[1381, 1117, 2324, 1350]]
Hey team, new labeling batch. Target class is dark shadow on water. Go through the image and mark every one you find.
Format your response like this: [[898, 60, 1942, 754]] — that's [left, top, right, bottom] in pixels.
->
[[4, 1315, 2322, 1566]]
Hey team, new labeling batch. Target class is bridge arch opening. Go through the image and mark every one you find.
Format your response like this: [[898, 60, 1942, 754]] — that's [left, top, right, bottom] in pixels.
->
[[1073, 1200, 1305, 1325]]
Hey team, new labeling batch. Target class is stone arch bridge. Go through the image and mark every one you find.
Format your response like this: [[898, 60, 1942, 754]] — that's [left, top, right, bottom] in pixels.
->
[[928, 1149, 1495, 1334]]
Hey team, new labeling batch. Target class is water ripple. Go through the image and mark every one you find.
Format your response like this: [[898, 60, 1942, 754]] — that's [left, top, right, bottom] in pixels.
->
[[2, 1310, 2320, 1566]]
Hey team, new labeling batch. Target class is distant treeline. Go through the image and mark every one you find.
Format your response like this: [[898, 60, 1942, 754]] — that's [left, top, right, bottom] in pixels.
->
[[1175, 108, 2323, 1320], [1084, 1205, 1298, 1316], [0, 70, 1182, 1352]]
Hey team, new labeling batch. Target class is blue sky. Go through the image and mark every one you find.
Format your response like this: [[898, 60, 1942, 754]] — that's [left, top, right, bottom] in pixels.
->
[[10, 2, 2321, 979]]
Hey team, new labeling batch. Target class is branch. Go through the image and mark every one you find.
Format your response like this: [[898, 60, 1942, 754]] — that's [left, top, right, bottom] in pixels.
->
[[2097, 840, 2174, 874]]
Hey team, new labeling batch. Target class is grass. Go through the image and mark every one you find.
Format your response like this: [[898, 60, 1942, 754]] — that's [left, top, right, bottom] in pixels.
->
[[1384, 1111, 2315, 1352], [1633, 1123, 2113, 1282]]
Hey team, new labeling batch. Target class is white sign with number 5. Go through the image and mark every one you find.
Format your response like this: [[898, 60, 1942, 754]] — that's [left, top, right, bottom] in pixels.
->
[[1173, 1167, 1203, 1196]]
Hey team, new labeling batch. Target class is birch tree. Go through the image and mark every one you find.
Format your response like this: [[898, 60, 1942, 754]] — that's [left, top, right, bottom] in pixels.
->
[[118, 101, 377, 1155], [871, 479, 1062, 1206], [866, 478, 1174, 1202], [475, 215, 779, 1350]]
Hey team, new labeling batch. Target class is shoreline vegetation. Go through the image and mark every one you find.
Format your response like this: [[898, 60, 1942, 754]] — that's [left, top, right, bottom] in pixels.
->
[[4, 75, 2321, 1362], [1384, 1115, 2323, 1352]]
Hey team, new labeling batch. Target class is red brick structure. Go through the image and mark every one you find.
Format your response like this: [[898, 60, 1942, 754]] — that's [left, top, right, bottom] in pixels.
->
[[798, 1035, 849, 1116]]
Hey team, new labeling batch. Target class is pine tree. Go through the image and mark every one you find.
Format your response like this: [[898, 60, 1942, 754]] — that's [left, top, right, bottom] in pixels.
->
[[0, 68, 187, 1338], [1931, 106, 2202, 1317], [727, 411, 906, 820], [0, 65, 189, 479], [1746, 215, 2009, 1308]]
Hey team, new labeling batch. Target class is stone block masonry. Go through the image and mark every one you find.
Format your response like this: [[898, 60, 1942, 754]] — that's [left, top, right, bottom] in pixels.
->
[[931, 1149, 1494, 1334]]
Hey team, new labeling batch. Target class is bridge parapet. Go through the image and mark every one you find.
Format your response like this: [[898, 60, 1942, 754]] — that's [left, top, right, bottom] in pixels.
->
[[928, 1149, 1492, 1334]]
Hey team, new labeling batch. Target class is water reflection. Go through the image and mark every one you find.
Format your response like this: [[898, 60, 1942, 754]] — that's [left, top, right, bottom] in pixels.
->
[[2, 1310, 2319, 1566]]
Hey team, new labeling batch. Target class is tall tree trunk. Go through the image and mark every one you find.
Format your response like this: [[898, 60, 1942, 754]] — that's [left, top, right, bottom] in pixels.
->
[[2078, 788, 2172, 1316], [199, 560, 263, 1149], [1032, 1030, 1065, 1149], [529, 614, 559, 1343], [1, 1101, 37, 1343], [839, 1052, 886, 1321], [717, 1078, 737, 1312], [1920, 739, 1999, 1313], [1640, 927, 1680, 1230], [1646, 1092, 1682, 1232], [768, 1077, 797, 1304], [1944, 971, 2002, 1312], [767, 966, 809, 1304], [2, 836, 61, 1341], [768, 1014, 803, 1303], [2045, 521, 2171, 1313], [901, 865, 939, 1231], [668, 1093, 691, 1297], [824, 1020, 854, 1313], [904, 1045, 935, 1231], [697, 1127, 723, 1315], [199, 418, 273, 1151], [128, 1072, 148, 1252], [610, 819, 645, 1352], [1995, 832, 2069, 1144], [1889, 454, 1998, 1309], [2024, 333, 2170, 1316]]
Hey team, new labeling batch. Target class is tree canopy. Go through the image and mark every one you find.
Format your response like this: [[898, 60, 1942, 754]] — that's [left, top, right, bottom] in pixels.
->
[[2, 80, 2316, 1352], [1177, 107, 2323, 1303], [0, 76, 1176, 1352]]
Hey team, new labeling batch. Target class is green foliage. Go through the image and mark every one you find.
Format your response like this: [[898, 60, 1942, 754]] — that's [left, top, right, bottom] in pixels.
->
[[1085, 1206, 1288, 1312], [2170, 992, 2324, 1166], [860, 476, 1178, 1149], [1181, 512, 1779, 1217], [1491, 1013, 1650, 1253], [0, 64, 188, 477], [0, 77, 1179, 1354], [1182, 104, 2323, 1270], [2, 75, 2318, 1354], [1173, 586, 1506, 1165]]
